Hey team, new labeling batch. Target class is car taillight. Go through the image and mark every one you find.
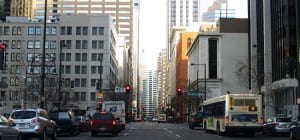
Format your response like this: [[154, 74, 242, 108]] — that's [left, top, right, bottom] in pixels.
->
[[112, 120, 116, 125], [31, 118, 41, 123], [90, 121, 93, 126], [8, 119, 14, 124], [192, 118, 195, 122]]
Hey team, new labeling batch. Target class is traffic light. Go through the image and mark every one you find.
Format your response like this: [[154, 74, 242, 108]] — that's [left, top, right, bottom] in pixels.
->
[[125, 85, 131, 93], [71, 80, 74, 88], [177, 88, 182, 96], [96, 100, 103, 111]]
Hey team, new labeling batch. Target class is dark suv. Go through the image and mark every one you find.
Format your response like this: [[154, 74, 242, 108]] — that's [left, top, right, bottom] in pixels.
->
[[188, 111, 203, 129], [48, 111, 80, 136]]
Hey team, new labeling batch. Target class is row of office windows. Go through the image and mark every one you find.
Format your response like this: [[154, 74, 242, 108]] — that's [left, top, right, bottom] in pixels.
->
[[0, 40, 105, 50], [0, 26, 106, 36], [0, 91, 95, 102], [8, 52, 103, 62]]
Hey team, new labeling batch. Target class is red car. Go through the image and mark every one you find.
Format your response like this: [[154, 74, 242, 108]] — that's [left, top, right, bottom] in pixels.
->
[[90, 112, 119, 136]]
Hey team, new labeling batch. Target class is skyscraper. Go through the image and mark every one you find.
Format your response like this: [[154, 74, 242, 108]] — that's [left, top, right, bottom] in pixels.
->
[[168, 0, 200, 30]]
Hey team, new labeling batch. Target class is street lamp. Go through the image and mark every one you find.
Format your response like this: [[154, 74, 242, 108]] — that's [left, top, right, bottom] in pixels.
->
[[40, 0, 48, 109], [190, 63, 206, 100]]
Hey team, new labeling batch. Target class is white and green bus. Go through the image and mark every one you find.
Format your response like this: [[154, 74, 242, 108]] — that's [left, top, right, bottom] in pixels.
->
[[202, 93, 263, 136]]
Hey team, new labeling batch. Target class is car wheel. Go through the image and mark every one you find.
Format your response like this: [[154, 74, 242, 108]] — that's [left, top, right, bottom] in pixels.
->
[[91, 131, 97, 137], [39, 129, 47, 140], [203, 122, 207, 133], [216, 122, 222, 136], [17, 133, 24, 140], [51, 129, 57, 140], [290, 131, 295, 140]]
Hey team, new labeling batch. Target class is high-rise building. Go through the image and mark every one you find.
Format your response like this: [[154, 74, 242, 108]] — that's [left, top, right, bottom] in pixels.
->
[[168, 0, 201, 30], [33, 0, 133, 48], [10, 0, 33, 18], [249, 0, 299, 120], [156, 48, 168, 110], [0, 15, 122, 112], [0, 0, 12, 21]]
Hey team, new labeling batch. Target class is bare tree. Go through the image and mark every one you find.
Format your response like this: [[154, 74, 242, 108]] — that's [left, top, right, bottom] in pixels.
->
[[235, 58, 276, 111]]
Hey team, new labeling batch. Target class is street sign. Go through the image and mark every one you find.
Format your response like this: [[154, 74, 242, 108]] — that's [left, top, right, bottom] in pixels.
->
[[188, 91, 198, 97]]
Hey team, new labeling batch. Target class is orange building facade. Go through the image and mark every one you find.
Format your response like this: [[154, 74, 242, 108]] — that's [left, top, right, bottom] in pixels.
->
[[174, 32, 198, 122]]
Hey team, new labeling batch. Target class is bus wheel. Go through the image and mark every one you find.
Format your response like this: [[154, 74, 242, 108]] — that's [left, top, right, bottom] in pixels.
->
[[203, 122, 207, 133], [216, 122, 221, 136]]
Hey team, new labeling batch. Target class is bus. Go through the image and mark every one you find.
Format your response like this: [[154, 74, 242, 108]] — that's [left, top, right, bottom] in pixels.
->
[[202, 93, 263, 136]]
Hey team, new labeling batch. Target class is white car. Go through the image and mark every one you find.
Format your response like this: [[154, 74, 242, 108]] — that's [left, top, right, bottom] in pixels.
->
[[9, 108, 57, 140]]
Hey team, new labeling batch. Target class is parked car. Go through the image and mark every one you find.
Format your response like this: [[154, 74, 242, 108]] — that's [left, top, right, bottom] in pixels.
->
[[263, 117, 291, 136], [8, 108, 57, 140], [188, 111, 203, 129], [75, 115, 90, 132], [289, 120, 300, 140], [0, 114, 23, 140], [90, 112, 119, 136], [48, 111, 80, 136]]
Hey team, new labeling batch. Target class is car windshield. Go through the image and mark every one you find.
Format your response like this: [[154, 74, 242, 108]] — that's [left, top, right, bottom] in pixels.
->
[[276, 118, 291, 122], [92, 113, 114, 120], [10, 111, 36, 119], [49, 112, 70, 119]]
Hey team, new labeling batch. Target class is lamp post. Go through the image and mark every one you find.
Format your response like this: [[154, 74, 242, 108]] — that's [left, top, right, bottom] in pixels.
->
[[57, 44, 64, 111], [190, 63, 206, 100], [40, 0, 48, 109]]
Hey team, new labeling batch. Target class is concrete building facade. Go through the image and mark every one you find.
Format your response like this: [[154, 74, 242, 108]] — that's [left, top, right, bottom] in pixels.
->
[[187, 18, 249, 105], [0, 15, 122, 113]]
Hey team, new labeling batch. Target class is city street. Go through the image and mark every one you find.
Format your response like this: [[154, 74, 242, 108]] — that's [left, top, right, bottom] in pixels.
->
[[44, 122, 289, 140]]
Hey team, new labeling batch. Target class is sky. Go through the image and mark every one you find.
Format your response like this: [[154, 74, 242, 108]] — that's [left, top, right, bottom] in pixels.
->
[[138, 0, 248, 70]]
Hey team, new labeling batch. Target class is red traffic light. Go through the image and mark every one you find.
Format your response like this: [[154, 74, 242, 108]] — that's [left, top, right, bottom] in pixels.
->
[[177, 88, 182, 92], [125, 85, 131, 93]]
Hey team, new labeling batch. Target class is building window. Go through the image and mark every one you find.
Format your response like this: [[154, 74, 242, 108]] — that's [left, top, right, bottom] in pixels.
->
[[65, 53, 71, 61], [81, 66, 87, 74], [76, 26, 81, 35], [4, 26, 9, 35], [92, 27, 97, 35], [75, 78, 80, 87], [91, 53, 97, 61], [99, 40, 104, 49], [208, 38, 218, 79], [91, 79, 96, 87], [99, 27, 104, 35], [28, 27, 35, 35], [65, 65, 71, 74], [75, 53, 81, 61], [81, 78, 87, 87], [27, 40, 34, 49], [80, 92, 86, 101], [76, 40, 81, 49], [60, 26, 65, 35], [91, 66, 97, 73], [67, 26, 72, 35], [74, 92, 80, 101], [92, 40, 97, 49], [82, 53, 87, 61], [83, 27, 88, 35], [35, 27, 41, 35], [82, 40, 87, 49], [90, 92, 96, 101], [34, 41, 41, 49], [75, 65, 80, 74]]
